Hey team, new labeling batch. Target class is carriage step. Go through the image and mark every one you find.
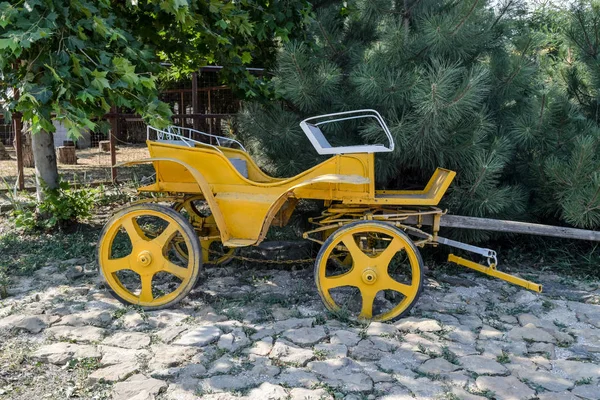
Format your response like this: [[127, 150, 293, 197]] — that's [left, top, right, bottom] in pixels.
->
[[448, 254, 543, 293], [223, 238, 257, 247]]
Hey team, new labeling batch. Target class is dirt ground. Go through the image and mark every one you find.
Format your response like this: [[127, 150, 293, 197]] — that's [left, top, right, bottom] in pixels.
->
[[0, 145, 151, 188]]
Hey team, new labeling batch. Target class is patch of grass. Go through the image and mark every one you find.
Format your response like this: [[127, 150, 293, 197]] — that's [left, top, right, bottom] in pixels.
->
[[223, 308, 244, 322], [0, 223, 98, 277], [446, 306, 468, 315], [413, 369, 442, 381], [326, 307, 354, 325], [195, 388, 215, 396], [358, 328, 368, 340], [506, 304, 530, 316], [522, 378, 546, 393], [112, 307, 128, 320], [575, 377, 593, 385], [441, 346, 460, 365], [0, 265, 9, 299], [289, 308, 303, 318], [443, 393, 460, 400], [251, 274, 272, 284], [313, 349, 328, 361], [553, 320, 567, 329], [66, 357, 101, 373], [310, 382, 338, 396], [498, 237, 600, 280], [135, 351, 150, 373], [181, 315, 197, 324], [496, 351, 511, 364], [542, 300, 555, 311], [242, 326, 257, 337], [468, 388, 495, 399], [314, 314, 327, 325]]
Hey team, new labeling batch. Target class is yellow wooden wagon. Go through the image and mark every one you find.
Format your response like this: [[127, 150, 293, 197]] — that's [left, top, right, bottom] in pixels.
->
[[98, 110, 566, 321]]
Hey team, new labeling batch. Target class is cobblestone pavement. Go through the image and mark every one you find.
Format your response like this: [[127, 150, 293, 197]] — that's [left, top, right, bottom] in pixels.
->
[[0, 257, 599, 400]]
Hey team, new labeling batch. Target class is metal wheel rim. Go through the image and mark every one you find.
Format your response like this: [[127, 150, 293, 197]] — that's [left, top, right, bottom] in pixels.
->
[[99, 208, 197, 307], [315, 222, 421, 322]]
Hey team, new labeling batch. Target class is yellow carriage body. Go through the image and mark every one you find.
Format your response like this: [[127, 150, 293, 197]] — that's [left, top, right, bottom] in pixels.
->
[[132, 140, 455, 248], [100, 109, 545, 319]]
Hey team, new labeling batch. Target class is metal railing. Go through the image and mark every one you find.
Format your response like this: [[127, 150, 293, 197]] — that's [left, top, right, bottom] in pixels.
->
[[147, 125, 246, 152]]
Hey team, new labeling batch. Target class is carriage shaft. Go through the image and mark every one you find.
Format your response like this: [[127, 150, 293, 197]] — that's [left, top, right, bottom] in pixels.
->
[[448, 254, 543, 293], [405, 214, 600, 242]]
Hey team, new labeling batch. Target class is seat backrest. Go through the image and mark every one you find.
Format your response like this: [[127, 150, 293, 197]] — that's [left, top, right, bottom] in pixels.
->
[[303, 123, 332, 150], [228, 158, 249, 178], [300, 109, 394, 155]]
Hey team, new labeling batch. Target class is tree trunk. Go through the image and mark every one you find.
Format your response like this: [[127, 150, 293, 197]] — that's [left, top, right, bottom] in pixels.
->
[[31, 130, 59, 201], [0, 142, 11, 160]]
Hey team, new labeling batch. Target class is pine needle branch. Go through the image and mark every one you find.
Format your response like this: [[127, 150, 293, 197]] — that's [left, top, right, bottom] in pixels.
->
[[452, 0, 480, 36]]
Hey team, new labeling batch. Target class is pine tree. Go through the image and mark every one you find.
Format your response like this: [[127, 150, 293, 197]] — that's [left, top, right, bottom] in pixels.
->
[[238, 0, 600, 232], [507, 1, 600, 229]]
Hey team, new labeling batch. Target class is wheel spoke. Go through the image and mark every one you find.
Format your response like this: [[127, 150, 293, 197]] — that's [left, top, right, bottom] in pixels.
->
[[103, 257, 130, 274], [152, 222, 179, 251], [359, 289, 377, 319], [374, 237, 404, 268], [340, 234, 367, 263], [383, 273, 416, 297], [122, 216, 147, 244], [139, 274, 154, 303], [320, 269, 357, 291], [162, 259, 190, 280]]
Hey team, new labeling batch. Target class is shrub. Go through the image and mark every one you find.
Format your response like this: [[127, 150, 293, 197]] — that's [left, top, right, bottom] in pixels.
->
[[12, 179, 99, 231]]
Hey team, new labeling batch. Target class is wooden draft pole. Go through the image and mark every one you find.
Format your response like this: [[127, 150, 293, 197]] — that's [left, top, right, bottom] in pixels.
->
[[12, 88, 24, 190], [404, 214, 600, 242], [441, 215, 600, 242], [109, 106, 118, 182]]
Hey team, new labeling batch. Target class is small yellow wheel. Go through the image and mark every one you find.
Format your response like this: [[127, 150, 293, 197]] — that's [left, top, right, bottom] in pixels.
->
[[97, 203, 202, 309], [315, 221, 423, 322], [172, 196, 237, 266]]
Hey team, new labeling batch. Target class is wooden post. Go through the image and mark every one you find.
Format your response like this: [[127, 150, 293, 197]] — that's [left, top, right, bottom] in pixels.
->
[[180, 91, 184, 127], [99, 140, 111, 152], [109, 106, 118, 182], [192, 72, 199, 131], [207, 89, 212, 135], [12, 89, 24, 190]]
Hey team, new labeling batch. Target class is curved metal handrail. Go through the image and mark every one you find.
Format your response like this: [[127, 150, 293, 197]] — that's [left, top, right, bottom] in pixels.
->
[[300, 109, 394, 154], [165, 126, 246, 151]]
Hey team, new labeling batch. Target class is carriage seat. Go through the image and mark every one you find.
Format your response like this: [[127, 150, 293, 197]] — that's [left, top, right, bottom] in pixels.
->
[[228, 158, 249, 178], [300, 121, 393, 155]]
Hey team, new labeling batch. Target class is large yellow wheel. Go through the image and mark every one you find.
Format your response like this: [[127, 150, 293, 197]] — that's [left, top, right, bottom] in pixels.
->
[[315, 221, 423, 322], [172, 196, 236, 266], [97, 203, 202, 309]]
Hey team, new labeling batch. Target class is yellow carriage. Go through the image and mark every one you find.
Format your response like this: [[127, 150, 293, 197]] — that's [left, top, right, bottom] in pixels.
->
[[97, 110, 544, 321]]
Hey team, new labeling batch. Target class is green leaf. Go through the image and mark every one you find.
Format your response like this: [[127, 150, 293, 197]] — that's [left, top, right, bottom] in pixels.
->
[[91, 70, 110, 91], [241, 51, 252, 64], [44, 64, 63, 82], [76, 90, 95, 103], [0, 37, 17, 51]]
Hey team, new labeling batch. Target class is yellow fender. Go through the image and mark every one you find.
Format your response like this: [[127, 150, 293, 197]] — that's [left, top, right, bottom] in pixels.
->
[[116, 158, 231, 242], [256, 174, 370, 244]]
